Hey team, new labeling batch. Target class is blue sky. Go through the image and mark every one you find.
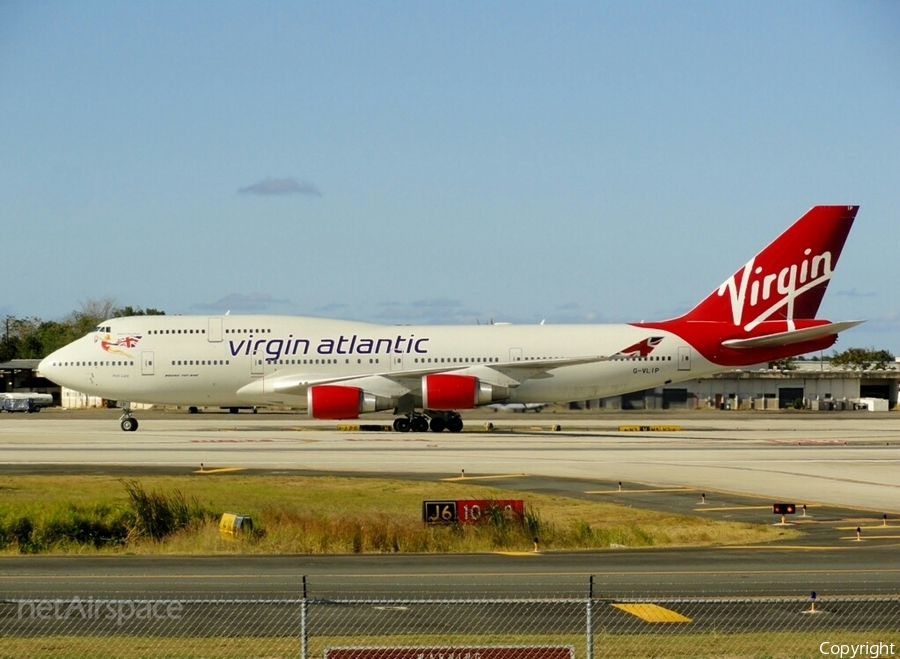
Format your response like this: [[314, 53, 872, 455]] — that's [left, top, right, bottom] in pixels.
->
[[1, 2, 898, 353]]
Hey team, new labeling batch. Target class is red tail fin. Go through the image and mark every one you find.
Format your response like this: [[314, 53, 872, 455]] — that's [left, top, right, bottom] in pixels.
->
[[681, 206, 858, 330]]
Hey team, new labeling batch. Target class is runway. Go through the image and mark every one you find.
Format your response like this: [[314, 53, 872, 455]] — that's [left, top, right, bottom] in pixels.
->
[[2, 409, 899, 512], [2, 410, 900, 603]]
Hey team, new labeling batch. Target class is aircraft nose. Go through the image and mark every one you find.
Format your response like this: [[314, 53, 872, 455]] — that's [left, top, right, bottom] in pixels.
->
[[38, 352, 62, 384], [38, 355, 53, 377]]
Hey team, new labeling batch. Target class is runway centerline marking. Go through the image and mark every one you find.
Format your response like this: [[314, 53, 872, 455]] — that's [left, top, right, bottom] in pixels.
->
[[586, 488, 695, 494]]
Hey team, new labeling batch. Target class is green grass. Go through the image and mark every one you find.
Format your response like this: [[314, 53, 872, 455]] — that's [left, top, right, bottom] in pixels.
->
[[3, 631, 899, 659], [0, 475, 797, 554]]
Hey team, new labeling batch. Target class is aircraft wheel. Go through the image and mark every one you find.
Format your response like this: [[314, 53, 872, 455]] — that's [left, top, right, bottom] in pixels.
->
[[429, 417, 446, 433], [393, 417, 411, 433], [121, 417, 138, 432], [411, 415, 429, 433], [446, 416, 463, 433], [189, 406, 199, 414]]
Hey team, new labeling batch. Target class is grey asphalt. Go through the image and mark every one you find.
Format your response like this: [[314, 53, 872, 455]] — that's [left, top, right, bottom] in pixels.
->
[[1, 409, 899, 603], [3, 407, 899, 511]]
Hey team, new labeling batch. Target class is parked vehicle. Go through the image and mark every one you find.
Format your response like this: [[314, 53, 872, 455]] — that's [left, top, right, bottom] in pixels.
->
[[0, 393, 53, 413]]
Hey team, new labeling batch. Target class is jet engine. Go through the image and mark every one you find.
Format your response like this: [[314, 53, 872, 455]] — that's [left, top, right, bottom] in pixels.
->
[[422, 374, 509, 410], [307, 385, 392, 420]]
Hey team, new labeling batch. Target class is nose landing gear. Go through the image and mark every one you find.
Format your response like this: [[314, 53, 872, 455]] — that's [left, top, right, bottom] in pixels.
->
[[119, 403, 139, 432]]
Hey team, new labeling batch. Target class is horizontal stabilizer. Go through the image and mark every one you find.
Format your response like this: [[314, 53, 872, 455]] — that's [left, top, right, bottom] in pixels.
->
[[720, 320, 864, 349]]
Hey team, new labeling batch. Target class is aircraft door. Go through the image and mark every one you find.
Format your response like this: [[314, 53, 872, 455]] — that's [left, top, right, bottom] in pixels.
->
[[141, 351, 155, 376], [251, 354, 264, 377], [390, 353, 404, 372], [509, 348, 523, 362], [208, 318, 223, 343], [678, 346, 692, 371]]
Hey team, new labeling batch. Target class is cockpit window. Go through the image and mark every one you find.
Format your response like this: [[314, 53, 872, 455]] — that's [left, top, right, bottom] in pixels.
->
[[91, 326, 112, 332]]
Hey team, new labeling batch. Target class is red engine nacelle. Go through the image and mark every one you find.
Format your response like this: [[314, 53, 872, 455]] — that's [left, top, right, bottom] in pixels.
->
[[307, 385, 392, 420], [422, 374, 508, 410]]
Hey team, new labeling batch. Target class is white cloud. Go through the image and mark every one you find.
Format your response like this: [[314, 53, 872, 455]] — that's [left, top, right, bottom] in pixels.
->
[[238, 178, 322, 197]]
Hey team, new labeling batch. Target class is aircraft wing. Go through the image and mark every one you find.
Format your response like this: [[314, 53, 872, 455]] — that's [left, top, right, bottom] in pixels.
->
[[474, 355, 612, 385], [357, 354, 613, 390], [236, 354, 611, 399], [720, 320, 864, 349]]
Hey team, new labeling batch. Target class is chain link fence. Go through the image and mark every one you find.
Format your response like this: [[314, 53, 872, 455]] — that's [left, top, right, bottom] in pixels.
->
[[1, 579, 899, 658]]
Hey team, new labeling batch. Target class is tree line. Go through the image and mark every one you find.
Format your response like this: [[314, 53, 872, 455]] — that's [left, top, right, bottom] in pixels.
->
[[1, 298, 164, 363]]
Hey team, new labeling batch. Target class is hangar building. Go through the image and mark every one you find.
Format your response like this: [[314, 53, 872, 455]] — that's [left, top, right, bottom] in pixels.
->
[[585, 360, 900, 411]]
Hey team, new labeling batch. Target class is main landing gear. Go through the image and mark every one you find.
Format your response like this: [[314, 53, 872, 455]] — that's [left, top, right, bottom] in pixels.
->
[[392, 411, 463, 433], [119, 403, 139, 432]]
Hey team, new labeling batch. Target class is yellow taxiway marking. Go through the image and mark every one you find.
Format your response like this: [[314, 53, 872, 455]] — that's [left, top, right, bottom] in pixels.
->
[[722, 545, 853, 551], [442, 474, 526, 482], [336, 424, 391, 431], [493, 552, 540, 557], [586, 488, 695, 494], [194, 467, 247, 475], [841, 535, 900, 541], [611, 603, 691, 623], [695, 506, 774, 512], [837, 525, 897, 530]]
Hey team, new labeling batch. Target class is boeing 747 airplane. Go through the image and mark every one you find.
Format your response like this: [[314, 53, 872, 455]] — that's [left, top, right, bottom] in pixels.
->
[[39, 206, 862, 432]]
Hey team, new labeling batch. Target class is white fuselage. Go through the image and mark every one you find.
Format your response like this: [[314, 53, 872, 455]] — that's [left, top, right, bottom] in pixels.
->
[[39, 314, 718, 409]]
